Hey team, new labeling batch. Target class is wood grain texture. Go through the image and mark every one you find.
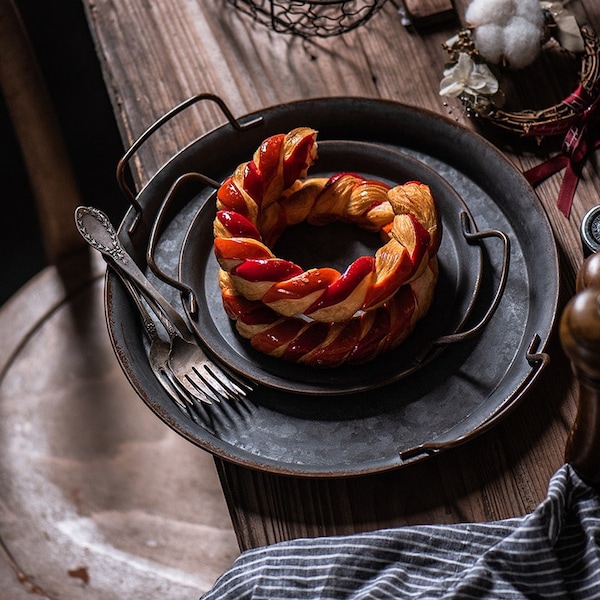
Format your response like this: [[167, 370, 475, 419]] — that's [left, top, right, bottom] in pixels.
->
[[81, 0, 600, 550]]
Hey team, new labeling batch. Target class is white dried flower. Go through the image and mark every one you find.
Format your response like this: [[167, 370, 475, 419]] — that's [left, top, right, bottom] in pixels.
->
[[439, 52, 499, 99], [465, 0, 545, 68]]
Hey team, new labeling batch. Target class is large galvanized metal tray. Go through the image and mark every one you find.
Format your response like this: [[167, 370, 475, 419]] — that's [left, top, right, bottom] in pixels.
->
[[106, 96, 559, 477]]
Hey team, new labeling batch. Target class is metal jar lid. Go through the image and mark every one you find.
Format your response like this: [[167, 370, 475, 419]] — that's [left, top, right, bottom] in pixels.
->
[[581, 205, 600, 255]]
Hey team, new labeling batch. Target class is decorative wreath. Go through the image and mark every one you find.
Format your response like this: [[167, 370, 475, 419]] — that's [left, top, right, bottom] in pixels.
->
[[213, 127, 442, 367], [439, 0, 600, 217]]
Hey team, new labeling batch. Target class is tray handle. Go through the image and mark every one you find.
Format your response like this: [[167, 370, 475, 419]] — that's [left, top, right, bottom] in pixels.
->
[[399, 333, 550, 463], [116, 93, 262, 234], [430, 211, 510, 347], [146, 171, 216, 316], [411, 211, 510, 367]]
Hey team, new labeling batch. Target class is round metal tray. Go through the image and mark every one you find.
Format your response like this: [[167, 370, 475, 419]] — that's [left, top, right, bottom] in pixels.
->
[[106, 96, 559, 477], [181, 140, 485, 395]]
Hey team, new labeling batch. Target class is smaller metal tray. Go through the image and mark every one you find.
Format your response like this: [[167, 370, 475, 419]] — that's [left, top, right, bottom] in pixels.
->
[[179, 141, 490, 395]]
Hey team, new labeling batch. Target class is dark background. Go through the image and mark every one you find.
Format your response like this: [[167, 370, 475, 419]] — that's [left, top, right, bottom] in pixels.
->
[[1, 0, 124, 305]]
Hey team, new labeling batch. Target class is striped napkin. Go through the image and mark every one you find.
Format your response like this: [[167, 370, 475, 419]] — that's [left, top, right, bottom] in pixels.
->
[[201, 464, 600, 599]]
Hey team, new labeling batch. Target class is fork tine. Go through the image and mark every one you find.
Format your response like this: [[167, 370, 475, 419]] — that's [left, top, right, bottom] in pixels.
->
[[180, 363, 252, 403], [154, 367, 205, 422], [165, 369, 215, 414], [191, 364, 241, 402], [161, 376, 191, 412], [169, 369, 216, 406], [164, 373, 223, 435], [211, 363, 253, 396], [199, 361, 253, 399], [181, 372, 221, 404]]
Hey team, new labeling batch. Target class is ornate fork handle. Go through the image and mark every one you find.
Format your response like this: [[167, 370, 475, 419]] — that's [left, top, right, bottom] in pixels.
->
[[75, 205, 192, 341]]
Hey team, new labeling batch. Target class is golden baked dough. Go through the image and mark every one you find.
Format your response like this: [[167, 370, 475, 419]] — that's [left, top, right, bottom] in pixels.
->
[[213, 128, 442, 366], [220, 259, 438, 367]]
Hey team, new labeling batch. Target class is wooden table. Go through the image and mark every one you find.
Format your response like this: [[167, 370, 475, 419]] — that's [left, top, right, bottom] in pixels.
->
[[81, 0, 600, 551]]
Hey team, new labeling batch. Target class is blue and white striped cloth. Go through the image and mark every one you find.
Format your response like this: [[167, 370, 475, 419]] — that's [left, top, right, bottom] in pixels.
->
[[201, 465, 600, 599]]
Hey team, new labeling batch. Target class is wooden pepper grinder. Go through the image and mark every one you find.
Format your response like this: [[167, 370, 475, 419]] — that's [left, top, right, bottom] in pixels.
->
[[560, 251, 600, 487]]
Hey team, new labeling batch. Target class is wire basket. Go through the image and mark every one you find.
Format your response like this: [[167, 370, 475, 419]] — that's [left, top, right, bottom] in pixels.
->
[[225, 0, 390, 37]]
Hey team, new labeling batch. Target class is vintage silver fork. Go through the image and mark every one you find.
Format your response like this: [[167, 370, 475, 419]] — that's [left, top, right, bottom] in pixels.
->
[[75, 205, 252, 405], [121, 277, 199, 415]]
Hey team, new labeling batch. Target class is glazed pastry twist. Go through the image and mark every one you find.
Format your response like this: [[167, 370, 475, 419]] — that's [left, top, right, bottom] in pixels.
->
[[215, 126, 318, 239], [214, 133, 440, 321], [220, 259, 438, 367], [213, 128, 442, 366]]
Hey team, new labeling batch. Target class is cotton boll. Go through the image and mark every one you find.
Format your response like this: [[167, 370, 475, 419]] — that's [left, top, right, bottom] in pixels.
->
[[514, 0, 544, 26], [502, 19, 544, 68], [466, 0, 514, 27], [464, 0, 545, 68], [466, 0, 542, 25], [473, 23, 505, 65]]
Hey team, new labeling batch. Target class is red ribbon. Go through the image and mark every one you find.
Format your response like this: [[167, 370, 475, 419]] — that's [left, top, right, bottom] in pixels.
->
[[522, 85, 600, 218]]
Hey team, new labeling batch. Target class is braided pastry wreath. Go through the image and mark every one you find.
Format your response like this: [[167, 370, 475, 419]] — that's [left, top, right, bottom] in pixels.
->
[[213, 127, 442, 368]]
